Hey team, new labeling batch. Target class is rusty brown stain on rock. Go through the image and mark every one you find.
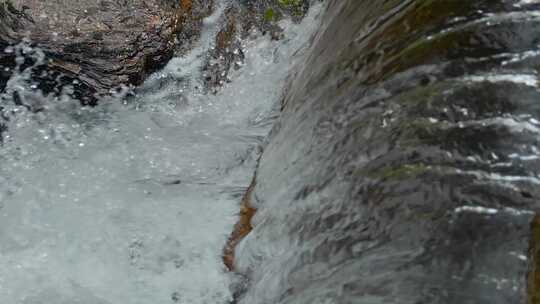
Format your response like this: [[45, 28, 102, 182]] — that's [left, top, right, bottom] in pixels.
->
[[529, 213, 540, 304], [215, 11, 236, 51], [223, 177, 257, 271], [181, 0, 193, 13], [173, 0, 192, 30]]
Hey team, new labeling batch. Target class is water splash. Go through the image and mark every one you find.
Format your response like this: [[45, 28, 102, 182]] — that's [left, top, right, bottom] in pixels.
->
[[0, 2, 323, 304]]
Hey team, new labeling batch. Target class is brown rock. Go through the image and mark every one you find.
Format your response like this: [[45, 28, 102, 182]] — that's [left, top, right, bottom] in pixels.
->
[[0, 0, 211, 102], [202, 6, 244, 91], [223, 177, 257, 271]]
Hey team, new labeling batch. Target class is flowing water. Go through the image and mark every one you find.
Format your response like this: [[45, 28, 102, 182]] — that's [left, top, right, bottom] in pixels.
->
[[0, 3, 323, 303], [4, 0, 540, 303], [234, 1, 540, 303]]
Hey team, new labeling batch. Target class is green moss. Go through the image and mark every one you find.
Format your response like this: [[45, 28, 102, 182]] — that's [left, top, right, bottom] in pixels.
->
[[398, 83, 447, 107], [278, 0, 302, 8], [264, 8, 275, 22], [0, 0, 15, 11], [397, 118, 441, 147], [277, 0, 304, 16], [344, 0, 495, 84], [367, 163, 430, 180], [414, 211, 439, 220]]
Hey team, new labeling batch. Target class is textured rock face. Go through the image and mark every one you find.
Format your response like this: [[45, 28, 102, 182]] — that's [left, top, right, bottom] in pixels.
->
[[0, 0, 211, 102], [235, 1, 540, 303]]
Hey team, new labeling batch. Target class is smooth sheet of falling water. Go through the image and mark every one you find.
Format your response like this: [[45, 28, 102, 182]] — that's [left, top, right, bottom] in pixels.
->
[[0, 3, 323, 304]]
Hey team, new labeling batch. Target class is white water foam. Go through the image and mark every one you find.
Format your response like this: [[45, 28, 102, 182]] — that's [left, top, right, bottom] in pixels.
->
[[0, 3, 323, 304]]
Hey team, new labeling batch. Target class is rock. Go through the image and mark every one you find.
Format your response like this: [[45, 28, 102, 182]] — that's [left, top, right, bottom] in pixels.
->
[[242, 0, 309, 23], [223, 177, 257, 271], [202, 5, 245, 92], [529, 214, 540, 304], [234, 1, 540, 303], [0, 0, 212, 103], [200, 0, 311, 93]]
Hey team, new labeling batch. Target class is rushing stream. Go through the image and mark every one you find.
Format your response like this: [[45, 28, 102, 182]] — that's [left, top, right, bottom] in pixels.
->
[[234, 1, 540, 303], [0, 3, 323, 303], [4, 0, 540, 303]]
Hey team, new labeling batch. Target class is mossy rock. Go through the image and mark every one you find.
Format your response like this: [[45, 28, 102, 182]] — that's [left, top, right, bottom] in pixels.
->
[[529, 214, 540, 304]]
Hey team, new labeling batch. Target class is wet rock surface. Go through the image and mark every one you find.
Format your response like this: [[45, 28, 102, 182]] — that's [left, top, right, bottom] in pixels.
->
[[0, 0, 211, 103], [0, 0, 309, 100], [200, 0, 312, 92], [235, 1, 540, 303]]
